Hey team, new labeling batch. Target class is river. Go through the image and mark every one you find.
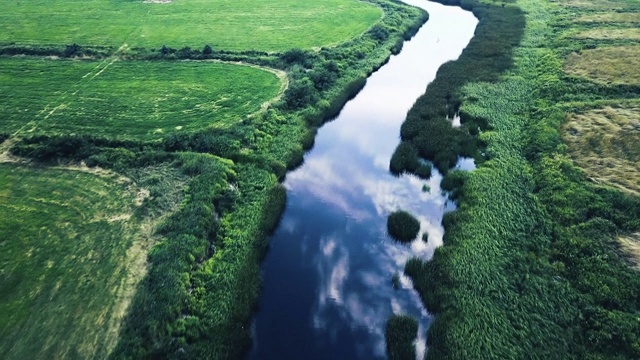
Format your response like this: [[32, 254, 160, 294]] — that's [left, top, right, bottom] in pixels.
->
[[248, 1, 477, 359]]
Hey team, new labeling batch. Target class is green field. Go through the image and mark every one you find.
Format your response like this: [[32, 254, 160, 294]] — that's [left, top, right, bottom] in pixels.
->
[[0, 0, 382, 52], [0, 163, 148, 359], [0, 0, 428, 357], [0, 58, 282, 139]]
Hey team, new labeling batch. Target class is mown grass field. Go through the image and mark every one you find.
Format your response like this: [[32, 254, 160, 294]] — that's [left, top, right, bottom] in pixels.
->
[[573, 28, 640, 40], [575, 12, 640, 23], [0, 0, 381, 52], [564, 46, 640, 85], [0, 58, 282, 140], [563, 106, 640, 196], [0, 163, 148, 359]]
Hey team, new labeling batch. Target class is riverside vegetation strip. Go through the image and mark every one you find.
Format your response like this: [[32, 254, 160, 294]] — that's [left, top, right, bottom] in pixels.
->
[[394, 0, 640, 358], [0, 0, 428, 358]]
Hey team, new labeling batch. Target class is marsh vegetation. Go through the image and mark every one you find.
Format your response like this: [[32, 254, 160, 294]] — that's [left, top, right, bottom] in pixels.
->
[[399, 0, 640, 358]]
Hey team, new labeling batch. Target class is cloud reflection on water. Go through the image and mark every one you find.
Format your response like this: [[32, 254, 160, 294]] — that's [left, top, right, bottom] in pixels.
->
[[249, 1, 478, 359]]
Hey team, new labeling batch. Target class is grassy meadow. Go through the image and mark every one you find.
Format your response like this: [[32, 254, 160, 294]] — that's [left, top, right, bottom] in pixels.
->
[[0, 58, 282, 140], [0, 0, 381, 52], [0, 163, 149, 359]]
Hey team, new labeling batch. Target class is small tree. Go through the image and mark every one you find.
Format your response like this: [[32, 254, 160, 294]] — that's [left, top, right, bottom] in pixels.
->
[[203, 44, 213, 56], [64, 43, 82, 57], [387, 210, 420, 242]]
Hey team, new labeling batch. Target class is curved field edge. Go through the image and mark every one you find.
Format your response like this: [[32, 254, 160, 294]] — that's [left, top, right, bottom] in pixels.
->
[[0, 0, 383, 52], [401, 0, 640, 358], [0, 163, 175, 359], [0, 59, 283, 141]]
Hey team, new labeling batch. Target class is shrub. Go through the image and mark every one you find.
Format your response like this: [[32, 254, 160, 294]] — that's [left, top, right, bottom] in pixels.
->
[[283, 78, 317, 109], [387, 210, 420, 242], [370, 24, 390, 42], [385, 315, 418, 360], [64, 43, 82, 57], [390, 141, 420, 175]]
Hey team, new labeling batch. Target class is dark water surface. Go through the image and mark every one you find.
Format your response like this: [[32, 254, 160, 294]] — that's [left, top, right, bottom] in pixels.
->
[[248, 2, 477, 359]]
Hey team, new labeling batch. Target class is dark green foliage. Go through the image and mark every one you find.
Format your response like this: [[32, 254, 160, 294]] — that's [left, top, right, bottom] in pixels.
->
[[160, 44, 171, 55], [163, 128, 246, 158], [414, 163, 432, 179], [284, 78, 317, 109], [111, 154, 236, 359], [390, 141, 420, 175], [64, 43, 82, 57], [385, 315, 418, 360], [203, 44, 213, 55], [370, 24, 390, 42], [393, 0, 524, 175], [0, 133, 9, 144], [440, 170, 466, 201], [309, 62, 339, 90], [392, 273, 401, 290], [387, 210, 420, 242], [281, 48, 309, 67]]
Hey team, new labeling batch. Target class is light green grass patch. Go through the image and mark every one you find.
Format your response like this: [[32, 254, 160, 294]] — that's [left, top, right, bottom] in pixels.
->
[[0, 163, 149, 359], [564, 46, 640, 85], [551, 0, 626, 9], [618, 232, 640, 271], [0, 0, 382, 52], [573, 28, 640, 40], [563, 106, 640, 196], [575, 12, 640, 23], [0, 58, 282, 139]]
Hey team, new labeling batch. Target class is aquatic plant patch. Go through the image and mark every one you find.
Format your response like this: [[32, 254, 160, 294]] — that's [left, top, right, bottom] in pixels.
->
[[387, 210, 420, 242]]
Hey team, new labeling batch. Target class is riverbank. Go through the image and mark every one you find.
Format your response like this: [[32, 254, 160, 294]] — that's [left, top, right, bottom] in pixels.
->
[[402, 0, 640, 358]]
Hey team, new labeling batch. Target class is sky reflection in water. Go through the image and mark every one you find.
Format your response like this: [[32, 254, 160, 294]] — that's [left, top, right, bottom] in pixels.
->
[[249, 2, 478, 359]]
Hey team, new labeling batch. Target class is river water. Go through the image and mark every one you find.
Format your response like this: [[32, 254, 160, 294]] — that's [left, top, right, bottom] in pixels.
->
[[248, 2, 477, 359]]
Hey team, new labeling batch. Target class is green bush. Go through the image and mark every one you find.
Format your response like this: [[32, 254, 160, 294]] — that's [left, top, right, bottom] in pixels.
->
[[390, 141, 420, 175], [385, 315, 418, 360], [387, 210, 420, 242]]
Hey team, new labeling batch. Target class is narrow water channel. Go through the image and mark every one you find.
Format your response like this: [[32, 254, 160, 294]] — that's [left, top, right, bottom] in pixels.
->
[[248, 2, 478, 359]]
